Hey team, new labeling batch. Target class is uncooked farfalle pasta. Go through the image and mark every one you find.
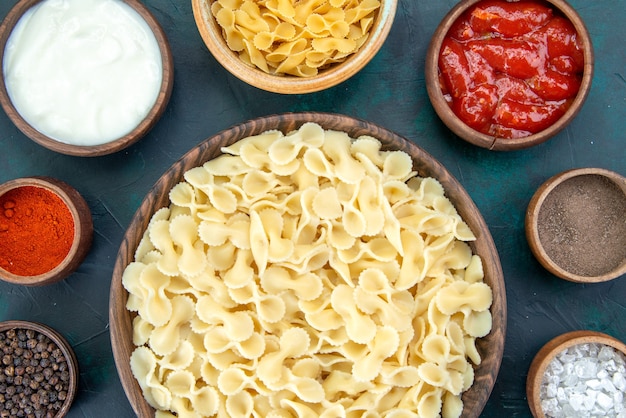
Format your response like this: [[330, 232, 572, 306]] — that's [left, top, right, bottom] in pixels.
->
[[208, 0, 381, 76], [123, 122, 493, 418]]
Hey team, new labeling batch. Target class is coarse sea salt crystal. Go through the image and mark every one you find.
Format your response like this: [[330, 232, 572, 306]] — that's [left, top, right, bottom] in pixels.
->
[[587, 378, 602, 389], [575, 358, 598, 378], [597, 392, 614, 410], [615, 373, 626, 391], [540, 342, 626, 418]]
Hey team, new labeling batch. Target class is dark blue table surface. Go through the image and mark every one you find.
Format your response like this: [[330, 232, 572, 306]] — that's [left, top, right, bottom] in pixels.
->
[[1, 1, 624, 417]]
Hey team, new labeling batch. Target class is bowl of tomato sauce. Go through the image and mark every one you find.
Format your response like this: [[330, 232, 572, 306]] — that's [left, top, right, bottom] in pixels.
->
[[425, 0, 593, 151]]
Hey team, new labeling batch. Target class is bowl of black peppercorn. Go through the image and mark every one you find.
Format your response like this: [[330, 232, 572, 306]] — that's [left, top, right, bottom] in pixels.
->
[[0, 320, 78, 418]]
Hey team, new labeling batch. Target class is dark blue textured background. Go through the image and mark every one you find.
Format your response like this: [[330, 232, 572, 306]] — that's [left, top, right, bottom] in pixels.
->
[[0, 0, 624, 416]]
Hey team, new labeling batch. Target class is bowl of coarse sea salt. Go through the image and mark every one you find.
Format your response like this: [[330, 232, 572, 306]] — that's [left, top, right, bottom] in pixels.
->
[[0, 0, 174, 156], [527, 330, 626, 418]]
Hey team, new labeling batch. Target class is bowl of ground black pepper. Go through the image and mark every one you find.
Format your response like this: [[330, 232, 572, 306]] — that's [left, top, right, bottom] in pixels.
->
[[525, 168, 626, 283], [0, 177, 93, 286], [0, 320, 79, 418]]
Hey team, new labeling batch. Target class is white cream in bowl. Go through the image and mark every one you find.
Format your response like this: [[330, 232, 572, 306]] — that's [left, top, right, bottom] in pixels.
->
[[3, 0, 163, 146]]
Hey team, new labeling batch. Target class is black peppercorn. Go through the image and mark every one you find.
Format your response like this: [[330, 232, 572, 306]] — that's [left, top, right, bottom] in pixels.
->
[[0, 328, 71, 416]]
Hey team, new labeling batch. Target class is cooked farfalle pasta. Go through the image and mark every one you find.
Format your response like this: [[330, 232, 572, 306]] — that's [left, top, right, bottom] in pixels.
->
[[207, 0, 381, 76], [125, 122, 493, 418]]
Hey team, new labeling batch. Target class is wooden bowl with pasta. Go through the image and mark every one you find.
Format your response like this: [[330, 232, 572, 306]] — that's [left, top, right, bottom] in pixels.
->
[[191, 0, 398, 94], [109, 112, 506, 417]]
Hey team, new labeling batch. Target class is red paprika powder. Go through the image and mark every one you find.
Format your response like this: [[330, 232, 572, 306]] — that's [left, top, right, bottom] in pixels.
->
[[0, 186, 75, 276]]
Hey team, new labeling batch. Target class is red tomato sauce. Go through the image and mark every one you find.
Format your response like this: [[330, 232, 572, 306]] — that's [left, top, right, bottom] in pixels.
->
[[438, 0, 584, 139]]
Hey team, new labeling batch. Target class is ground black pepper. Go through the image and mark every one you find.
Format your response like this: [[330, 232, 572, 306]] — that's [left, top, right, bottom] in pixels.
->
[[537, 174, 626, 277], [0, 327, 70, 417]]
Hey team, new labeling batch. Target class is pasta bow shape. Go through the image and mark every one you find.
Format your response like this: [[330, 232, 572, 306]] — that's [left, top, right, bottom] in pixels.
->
[[355, 269, 414, 332], [149, 295, 195, 356], [331, 284, 377, 344], [261, 265, 323, 301], [257, 327, 311, 385], [435, 281, 493, 315], [165, 370, 219, 417], [137, 263, 173, 327], [351, 325, 400, 382], [169, 215, 207, 277], [130, 347, 172, 410], [196, 294, 255, 343], [268, 122, 325, 165]]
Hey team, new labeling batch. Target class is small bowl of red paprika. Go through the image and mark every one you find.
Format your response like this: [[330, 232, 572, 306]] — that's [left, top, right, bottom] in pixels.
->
[[425, 0, 593, 151], [0, 177, 93, 286]]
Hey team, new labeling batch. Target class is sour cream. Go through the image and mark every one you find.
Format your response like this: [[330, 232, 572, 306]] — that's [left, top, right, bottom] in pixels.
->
[[3, 0, 163, 146]]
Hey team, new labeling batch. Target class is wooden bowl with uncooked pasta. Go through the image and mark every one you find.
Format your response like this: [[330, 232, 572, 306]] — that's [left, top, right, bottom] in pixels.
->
[[109, 112, 506, 418], [192, 0, 398, 94]]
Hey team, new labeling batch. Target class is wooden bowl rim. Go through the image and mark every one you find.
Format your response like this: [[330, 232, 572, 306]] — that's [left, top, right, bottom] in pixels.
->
[[525, 167, 626, 283], [0, 319, 79, 418], [191, 0, 398, 94], [0, 0, 174, 157], [526, 330, 626, 418], [424, 0, 594, 151], [0, 176, 93, 286], [109, 112, 506, 418]]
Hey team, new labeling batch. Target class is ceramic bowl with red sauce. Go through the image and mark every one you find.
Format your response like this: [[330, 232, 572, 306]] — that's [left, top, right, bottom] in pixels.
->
[[425, 0, 593, 151]]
